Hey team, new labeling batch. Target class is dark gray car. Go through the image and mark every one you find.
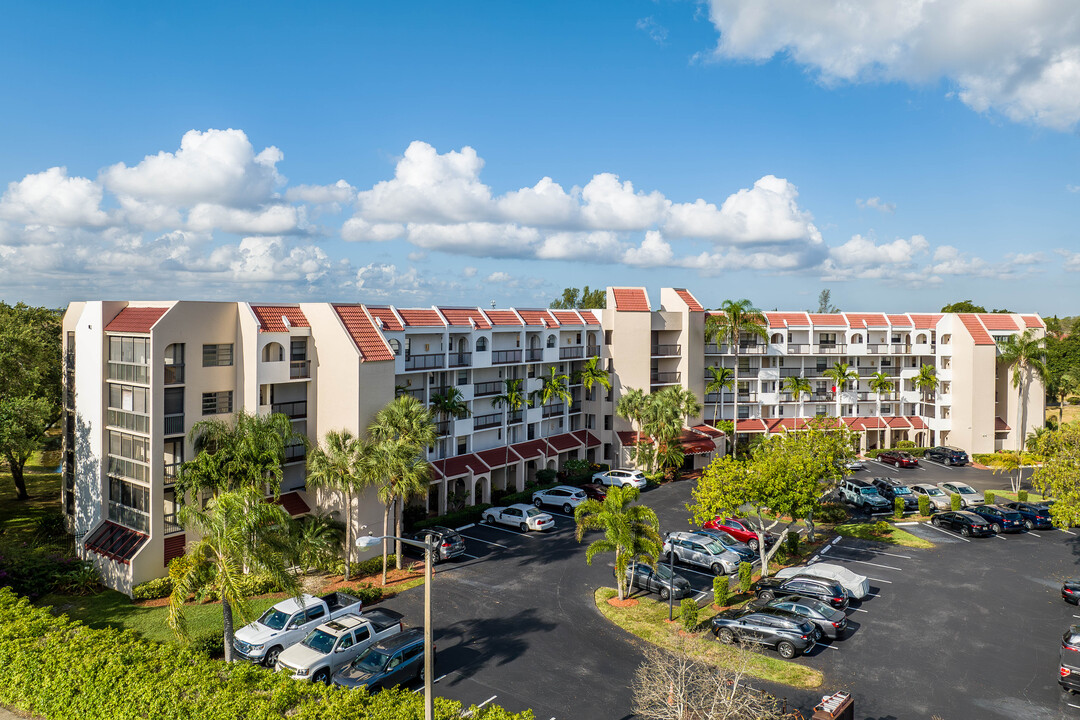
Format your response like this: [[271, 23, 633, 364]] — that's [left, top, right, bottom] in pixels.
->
[[406, 527, 465, 563], [753, 597, 848, 640], [332, 627, 431, 690], [621, 561, 692, 601]]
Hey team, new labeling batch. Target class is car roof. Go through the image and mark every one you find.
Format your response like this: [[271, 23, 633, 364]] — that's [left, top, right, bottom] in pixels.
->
[[955, 510, 982, 520], [372, 627, 424, 651], [507, 503, 535, 510], [847, 478, 873, 487], [546, 485, 583, 492], [314, 613, 367, 635]]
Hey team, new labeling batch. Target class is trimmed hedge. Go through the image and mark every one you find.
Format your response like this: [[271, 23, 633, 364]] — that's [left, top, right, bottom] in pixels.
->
[[679, 598, 700, 632], [132, 576, 173, 600], [918, 495, 930, 517], [0, 587, 526, 720], [738, 562, 753, 593], [951, 494, 962, 511], [865, 447, 929, 458]]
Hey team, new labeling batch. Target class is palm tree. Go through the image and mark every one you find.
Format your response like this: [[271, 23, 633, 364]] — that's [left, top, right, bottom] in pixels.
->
[[705, 299, 767, 457], [430, 386, 471, 442], [998, 329, 1048, 457], [306, 429, 364, 580], [782, 375, 812, 423], [168, 487, 299, 663], [616, 387, 648, 468], [573, 485, 661, 601], [1049, 369, 1079, 425], [672, 385, 702, 428], [705, 365, 735, 429], [532, 364, 572, 410], [575, 355, 612, 401], [824, 362, 859, 419], [287, 511, 345, 575], [868, 371, 893, 450], [491, 378, 528, 487]]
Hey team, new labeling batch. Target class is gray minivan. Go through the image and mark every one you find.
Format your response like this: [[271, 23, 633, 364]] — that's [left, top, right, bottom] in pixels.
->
[[332, 627, 432, 691]]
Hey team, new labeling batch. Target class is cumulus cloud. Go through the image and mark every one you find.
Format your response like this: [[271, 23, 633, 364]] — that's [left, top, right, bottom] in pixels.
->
[[1059, 249, 1080, 272], [623, 231, 675, 267], [285, 180, 356, 206], [856, 196, 896, 214], [703, 0, 1080, 130], [0, 167, 109, 228], [486, 271, 512, 283], [819, 234, 929, 281], [665, 175, 820, 244], [340, 217, 405, 242]]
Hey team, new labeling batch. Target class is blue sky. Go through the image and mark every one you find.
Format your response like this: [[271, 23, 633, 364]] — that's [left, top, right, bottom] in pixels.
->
[[2, 1, 1079, 314]]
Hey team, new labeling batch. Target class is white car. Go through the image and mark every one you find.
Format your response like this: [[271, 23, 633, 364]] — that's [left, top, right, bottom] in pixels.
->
[[774, 562, 870, 600], [532, 485, 587, 514], [482, 503, 555, 532], [937, 481, 985, 508], [592, 468, 647, 489], [845, 459, 866, 471]]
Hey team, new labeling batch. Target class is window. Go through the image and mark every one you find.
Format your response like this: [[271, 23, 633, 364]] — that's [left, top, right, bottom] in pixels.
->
[[109, 384, 149, 413], [475, 337, 487, 351], [201, 391, 233, 415], [547, 335, 556, 348], [109, 336, 150, 365], [604, 330, 612, 346], [109, 430, 149, 463], [388, 338, 401, 355], [164, 387, 184, 415], [290, 339, 306, 361], [262, 342, 284, 362], [109, 477, 149, 512], [457, 370, 468, 386], [164, 343, 185, 384], [202, 344, 234, 367], [771, 333, 783, 343], [604, 414, 613, 431], [851, 333, 863, 344]]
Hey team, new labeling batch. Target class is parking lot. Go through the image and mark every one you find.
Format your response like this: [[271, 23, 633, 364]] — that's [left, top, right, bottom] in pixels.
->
[[378, 461, 1080, 719]]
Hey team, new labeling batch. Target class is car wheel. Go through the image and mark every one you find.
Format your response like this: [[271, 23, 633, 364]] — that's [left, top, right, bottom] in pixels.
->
[[777, 641, 797, 659], [894, 460, 901, 468], [659, 587, 670, 601], [313, 669, 330, 685], [758, 590, 774, 602], [519, 522, 528, 532], [960, 526, 971, 537], [944, 458, 952, 466], [711, 563, 723, 576], [484, 515, 494, 525], [563, 503, 573, 514], [264, 646, 283, 668], [991, 523, 1002, 534], [748, 538, 760, 551], [932, 516, 941, 527], [717, 628, 735, 644], [534, 498, 543, 508], [1025, 519, 1034, 530]]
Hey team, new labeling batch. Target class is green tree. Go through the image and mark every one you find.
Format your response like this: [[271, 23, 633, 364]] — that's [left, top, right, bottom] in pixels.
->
[[574, 355, 612, 401], [167, 487, 299, 663], [817, 289, 838, 313], [998, 329, 1048, 458], [705, 299, 768, 457], [1031, 424, 1080, 527], [782, 375, 812, 421], [531, 365, 572, 410], [1048, 369, 1080, 425], [637, 388, 687, 474], [0, 303, 61, 500], [549, 286, 606, 309], [824, 362, 859, 419], [430, 386, 471, 433], [491, 377, 528, 481], [914, 364, 938, 418], [940, 300, 987, 313], [705, 365, 735, 430], [574, 485, 661, 601], [617, 387, 649, 469], [306, 429, 366, 580]]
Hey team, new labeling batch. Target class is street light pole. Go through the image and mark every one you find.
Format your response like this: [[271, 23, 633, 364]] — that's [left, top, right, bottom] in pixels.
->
[[668, 545, 675, 622]]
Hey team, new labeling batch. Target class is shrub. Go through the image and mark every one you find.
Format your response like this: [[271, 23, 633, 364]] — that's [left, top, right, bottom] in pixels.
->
[[54, 563, 103, 596], [132, 576, 174, 600], [894, 497, 905, 520], [0, 540, 82, 600], [33, 512, 68, 543], [349, 554, 399, 578], [412, 504, 492, 531], [872, 520, 891, 536], [562, 458, 591, 482], [235, 574, 281, 596], [342, 582, 385, 605], [896, 439, 916, 449], [536, 468, 558, 484], [713, 575, 730, 607], [951, 493, 962, 511], [785, 531, 799, 556], [190, 630, 225, 659], [1018, 489, 1029, 502], [984, 490, 995, 505], [918, 495, 930, 517], [679, 598, 700, 632], [816, 502, 849, 524], [738, 562, 753, 593]]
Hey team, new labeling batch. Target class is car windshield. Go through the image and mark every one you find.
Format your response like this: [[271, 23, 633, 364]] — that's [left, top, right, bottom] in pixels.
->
[[894, 486, 912, 495], [702, 541, 726, 555], [957, 486, 976, 495], [525, 508, 543, 517], [925, 487, 945, 496], [301, 629, 337, 655], [258, 608, 290, 631], [351, 647, 390, 673], [654, 563, 675, 580], [859, 488, 879, 495], [571, 491, 585, 499]]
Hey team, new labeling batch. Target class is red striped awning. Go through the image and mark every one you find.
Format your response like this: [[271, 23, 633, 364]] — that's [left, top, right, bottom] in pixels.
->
[[546, 432, 583, 452], [995, 417, 1011, 432], [275, 491, 311, 517]]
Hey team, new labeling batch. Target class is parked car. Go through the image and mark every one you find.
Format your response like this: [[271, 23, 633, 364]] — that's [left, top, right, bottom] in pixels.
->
[[839, 478, 892, 513], [592, 468, 648, 489], [910, 483, 951, 512], [924, 445, 969, 466], [845, 458, 866, 471], [579, 482, 608, 501], [233, 591, 364, 667], [333, 627, 431, 690], [1063, 579, 1080, 605], [621, 560, 692, 601], [752, 597, 849, 640], [968, 504, 1025, 533], [930, 510, 994, 537], [404, 526, 465, 563], [751, 575, 849, 610], [703, 517, 776, 551], [1002, 501, 1055, 530], [482, 503, 554, 532], [532, 485, 587, 514], [1063, 626, 1080, 693], [937, 481, 984, 508], [276, 610, 404, 684], [871, 477, 919, 512], [693, 528, 757, 562], [877, 450, 919, 468], [663, 531, 742, 575], [774, 563, 869, 600], [710, 608, 817, 658]]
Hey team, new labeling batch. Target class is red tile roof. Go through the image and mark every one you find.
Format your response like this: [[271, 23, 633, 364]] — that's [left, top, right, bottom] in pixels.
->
[[439, 307, 491, 330], [366, 306, 404, 332], [397, 308, 445, 327], [484, 310, 524, 326], [886, 314, 913, 327], [432, 454, 490, 479], [333, 305, 395, 362], [995, 417, 1011, 432], [104, 306, 168, 333], [572, 430, 602, 448], [516, 309, 557, 327], [612, 287, 650, 312], [909, 314, 942, 330], [510, 439, 554, 460], [475, 447, 516, 469], [550, 310, 586, 326], [860, 417, 887, 429], [907, 416, 928, 430], [884, 416, 912, 428], [764, 312, 810, 328], [978, 313, 1019, 331], [673, 289, 703, 312], [616, 430, 647, 446], [578, 309, 602, 325], [250, 305, 309, 333], [957, 314, 995, 345], [275, 491, 311, 516], [807, 314, 848, 327], [1022, 315, 1044, 329], [691, 424, 724, 438], [845, 313, 888, 329], [681, 435, 717, 455], [734, 419, 768, 432], [547, 432, 583, 452]]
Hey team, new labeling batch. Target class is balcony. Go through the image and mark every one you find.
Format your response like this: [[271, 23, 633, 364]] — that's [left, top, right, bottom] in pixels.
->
[[435, 420, 451, 436], [507, 410, 523, 425], [429, 385, 451, 399], [569, 402, 582, 414], [272, 400, 307, 419], [448, 352, 472, 368], [474, 381, 503, 397], [108, 502, 149, 534], [786, 344, 810, 354], [163, 513, 183, 535], [814, 344, 848, 354], [526, 348, 543, 362], [492, 350, 522, 364], [397, 387, 425, 401], [586, 345, 601, 357], [107, 409, 149, 434], [560, 346, 584, 360], [779, 368, 806, 378], [284, 444, 306, 464], [650, 371, 681, 385], [718, 392, 758, 403], [865, 344, 888, 354], [405, 353, 444, 371], [652, 344, 681, 356], [290, 360, 311, 379], [163, 461, 181, 486], [738, 344, 766, 355], [164, 414, 184, 436], [164, 364, 185, 385], [108, 362, 149, 384], [473, 412, 502, 430], [542, 403, 565, 418], [891, 344, 912, 355]]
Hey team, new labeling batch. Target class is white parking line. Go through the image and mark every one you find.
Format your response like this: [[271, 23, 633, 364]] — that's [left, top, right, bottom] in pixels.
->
[[1072, 615, 1080, 619], [865, 592, 881, 598], [455, 523, 476, 531], [478, 524, 536, 537], [544, 510, 576, 519], [923, 522, 971, 542], [1069, 703, 1080, 710], [1028, 531, 1042, 537], [435, 673, 448, 683], [815, 642, 840, 651], [694, 591, 711, 602], [831, 557, 903, 571], [834, 547, 912, 560], [1061, 529, 1078, 536], [461, 553, 481, 560], [866, 577, 893, 584], [851, 607, 869, 613], [674, 564, 731, 579], [460, 534, 510, 549], [478, 696, 497, 708], [993, 534, 1007, 541]]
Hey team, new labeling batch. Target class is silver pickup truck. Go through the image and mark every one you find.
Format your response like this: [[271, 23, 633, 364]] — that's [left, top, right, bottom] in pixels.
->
[[275, 610, 405, 684], [232, 591, 363, 666]]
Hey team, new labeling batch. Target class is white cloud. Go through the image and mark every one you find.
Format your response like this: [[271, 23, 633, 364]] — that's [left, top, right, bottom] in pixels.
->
[[704, 0, 1080, 130], [536, 230, 623, 261], [340, 216, 405, 242], [0, 167, 109, 227], [486, 271, 512, 283], [636, 17, 669, 45], [623, 231, 675, 267], [1059, 249, 1080, 272], [495, 177, 579, 226], [405, 222, 541, 257], [1068, 184, 1080, 193], [285, 179, 356, 206], [581, 173, 669, 230], [462, 266, 478, 278], [818, 234, 933, 281], [856, 196, 896, 214], [1005, 251, 1045, 266], [186, 203, 300, 235], [665, 175, 820, 244]]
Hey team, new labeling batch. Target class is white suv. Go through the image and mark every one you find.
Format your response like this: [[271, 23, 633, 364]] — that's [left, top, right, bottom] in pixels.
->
[[593, 469, 647, 489]]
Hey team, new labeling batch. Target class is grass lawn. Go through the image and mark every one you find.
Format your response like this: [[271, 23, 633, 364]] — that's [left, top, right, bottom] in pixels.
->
[[992, 489, 1049, 503], [834, 522, 933, 549], [0, 450, 63, 542], [593, 587, 823, 689], [1048, 405, 1080, 426]]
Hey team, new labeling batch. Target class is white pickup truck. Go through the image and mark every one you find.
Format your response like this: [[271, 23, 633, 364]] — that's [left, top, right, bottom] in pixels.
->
[[275, 610, 405, 684], [232, 591, 363, 667]]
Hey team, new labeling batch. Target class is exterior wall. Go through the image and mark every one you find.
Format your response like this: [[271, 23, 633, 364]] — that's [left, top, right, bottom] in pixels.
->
[[604, 288, 652, 433], [63, 302, 106, 540]]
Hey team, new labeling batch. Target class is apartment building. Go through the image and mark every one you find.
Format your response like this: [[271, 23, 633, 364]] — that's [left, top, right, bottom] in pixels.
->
[[62, 289, 1041, 594]]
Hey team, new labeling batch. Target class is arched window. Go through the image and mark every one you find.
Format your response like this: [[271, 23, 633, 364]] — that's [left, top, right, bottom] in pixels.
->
[[457, 337, 469, 353], [851, 333, 863, 344], [388, 338, 401, 355], [770, 333, 783, 344], [546, 335, 556, 348], [916, 333, 927, 344], [476, 337, 488, 351], [262, 342, 284, 362], [941, 334, 951, 345]]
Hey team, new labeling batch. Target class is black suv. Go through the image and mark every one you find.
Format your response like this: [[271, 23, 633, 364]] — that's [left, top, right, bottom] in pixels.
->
[[925, 446, 969, 466], [1062, 626, 1080, 693], [711, 608, 817, 658], [751, 575, 849, 610], [406, 526, 466, 563], [1002, 501, 1054, 530], [930, 511, 994, 537], [871, 477, 919, 512]]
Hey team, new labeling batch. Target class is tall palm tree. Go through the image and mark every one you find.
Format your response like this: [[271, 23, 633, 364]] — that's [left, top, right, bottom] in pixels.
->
[[575, 355, 613, 401], [491, 378, 528, 487], [573, 485, 661, 601], [430, 386, 471, 443], [1049, 370, 1079, 425], [868, 371, 893, 450], [306, 429, 364, 580], [998, 329, 1048, 456], [705, 299, 767, 457], [168, 487, 299, 663], [616, 387, 648, 468], [643, 388, 692, 474], [782, 375, 812, 423], [672, 385, 702, 428], [824, 362, 859, 419], [531, 364, 572, 410], [705, 365, 735, 429]]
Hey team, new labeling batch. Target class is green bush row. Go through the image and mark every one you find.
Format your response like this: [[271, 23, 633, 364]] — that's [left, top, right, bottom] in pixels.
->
[[0, 587, 526, 720], [133, 573, 285, 602], [0, 538, 93, 600], [865, 447, 929, 458], [345, 555, 399, 579], [815, 503, 849, 524]]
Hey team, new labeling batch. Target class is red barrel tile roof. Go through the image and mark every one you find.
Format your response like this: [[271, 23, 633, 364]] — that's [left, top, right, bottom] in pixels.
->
[[439, 307, 491, 329], [612, 287, 649, 312], [104, 307, 169, 333], [275, 491, 311, 516], [995, 417, 1011, 431], [550, 310, 585, 326], [673, 289, 703, 312], [250, 305, 310, 332], [807, 313, 848, 327], [690, 424, 724, 438], [572, 430, 602, 447], [484, 310, 524, 326], [909, 314, 942, 330], [546, 432, 583, 452], [431, 454, 490, 479], [397, 308, 445, 327], [734, 419, 768, 432], [517, 309, 557, 327], [510, 439, 554, 460], [845, 313, 888, 329], [333, 305, 395, 361], [475, 447, 515, 469], [957, 314, 995, 345], [978, 313, 1018, 331], [367, 306, 404, 332], [886, 314, 913, 327], [1022, 315, 1044, 329], [764, 312, 810, 328]]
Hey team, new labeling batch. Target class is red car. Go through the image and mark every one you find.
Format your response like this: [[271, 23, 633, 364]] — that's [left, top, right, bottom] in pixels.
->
[[579, 483, 607, 502], [703, 517, 774, 551], [878, 450, 919, 468]]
